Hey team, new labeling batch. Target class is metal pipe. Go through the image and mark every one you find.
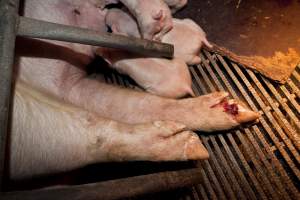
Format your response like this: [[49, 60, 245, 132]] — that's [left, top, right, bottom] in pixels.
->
[[0, 0, 20, 191], [17, 16, 174, 58], [2, 168, 202, 200]]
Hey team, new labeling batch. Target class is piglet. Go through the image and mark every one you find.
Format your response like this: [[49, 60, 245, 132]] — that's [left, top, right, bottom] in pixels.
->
[[98, 48, 195, 98]]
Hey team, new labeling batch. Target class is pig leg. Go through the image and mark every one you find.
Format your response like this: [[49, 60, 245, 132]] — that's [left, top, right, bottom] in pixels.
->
[[10, 81, 208, 179], [66, 76, 259, 132]]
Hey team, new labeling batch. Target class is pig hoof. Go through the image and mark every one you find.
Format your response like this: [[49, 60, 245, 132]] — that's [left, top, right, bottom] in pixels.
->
[[136, 121, 209, 161], [174, 92, 259, 131], [103, 121, 209, 161]]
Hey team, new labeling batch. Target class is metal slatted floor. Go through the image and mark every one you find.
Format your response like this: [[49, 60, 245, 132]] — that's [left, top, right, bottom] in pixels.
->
[[101, 50, 299, 200]]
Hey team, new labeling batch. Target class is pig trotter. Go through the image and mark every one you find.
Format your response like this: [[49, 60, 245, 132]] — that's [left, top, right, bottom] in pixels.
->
[[166, 92, 260, 132]]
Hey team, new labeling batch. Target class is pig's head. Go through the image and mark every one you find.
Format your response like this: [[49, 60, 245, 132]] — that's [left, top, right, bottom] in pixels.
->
[[142, 6, 173, 41]]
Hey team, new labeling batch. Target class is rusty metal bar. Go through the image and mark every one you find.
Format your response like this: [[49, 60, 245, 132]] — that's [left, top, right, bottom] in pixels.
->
[[17, 16, 174, 58], [0, 0, 20, 190], [199, 50, 297, 199], [2, 169, 203, 200], [196, 56, 277, 199], [231, 64, 300, 179], [214, 54, 299, 198], [213, 52, 300, 180], [200, 137, 236, 199], [196, 160, 226, 199], [245, 69, 300, 150], [227, 134, 269, 199], [286, 78, 300, 98], [279, 85, 300, 112], [262, 77, 300, 130]]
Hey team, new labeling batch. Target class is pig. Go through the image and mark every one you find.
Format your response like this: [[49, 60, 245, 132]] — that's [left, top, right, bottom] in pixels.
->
[[98, 47, 195, 98], [11, 81, 208, 179], [105, 8, 212, 65], [119, 0, 173, 40], [163, 0, 188, 13], [11, 0, 259, 179]]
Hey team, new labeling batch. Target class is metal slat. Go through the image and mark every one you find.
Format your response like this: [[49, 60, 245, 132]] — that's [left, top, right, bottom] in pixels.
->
[[197, 159, 227, 199], [195, 163, 218, 200], [215, 55, 299, 195], [209, 54, 299, 191], [251, 126, 300, 199], [245, 69, 300, 150], [209, 137, 246, 199], [196, 53, 282, 199], [218, 136, 257, 199], [261, 77, 300, 130], [227, 134, 268, 200], [231, 64, 300, 179], [214, 56, 300, 180], [200, 51, 298, 198], [200, 137, 236, 199], [286, 79, 300, 98], [279, 85, 300, 112]]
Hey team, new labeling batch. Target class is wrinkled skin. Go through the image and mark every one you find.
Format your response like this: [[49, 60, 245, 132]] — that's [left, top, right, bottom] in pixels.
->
[[11, 0, 259, 179], [163, 0, 188, 13], [98, 48, 194, 98]]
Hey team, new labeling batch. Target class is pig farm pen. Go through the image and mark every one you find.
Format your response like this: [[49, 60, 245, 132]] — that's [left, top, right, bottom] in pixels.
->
[[0, 0, 300, 199]]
